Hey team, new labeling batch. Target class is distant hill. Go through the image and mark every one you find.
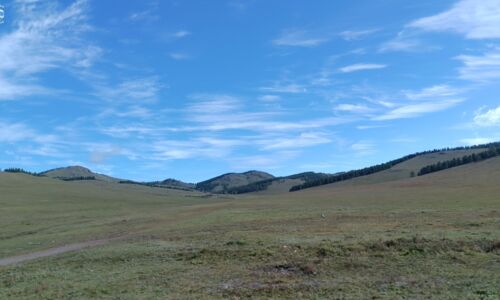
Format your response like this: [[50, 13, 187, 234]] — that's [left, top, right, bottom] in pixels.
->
[[265, 172, 332, 194], [299, 154, 500, 199], [6, 142, 499, 195], [157, 178, 195, 190], [196, 171, 274, 193], [117, 178, 196, 192], [323, 148, 488, 188], [123, 172, 321, 194], [40, 166, 119, 182], [225, 171, 332, 194], [286, 172, 332, 182], [290, 142, 500, 192]]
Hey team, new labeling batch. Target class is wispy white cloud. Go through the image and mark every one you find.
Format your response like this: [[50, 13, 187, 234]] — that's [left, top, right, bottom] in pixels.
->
[[87, 143, 137, 164], [339, 63, 387, 73], [20, 145, 67, 158], [196, 137, 248, 148], [345, 83, 467, 122], [356, 124, 388, 130], [172, 30, 191, 38], [129, 1, 160, 22], [151, 139, 236, 160], [228, 151, 300, 171], [260, 83, 307, 94], [95, 77, 163, 103], [98, 105, 153, 119], [403, 85, 460, 100], [259, 132, 332, 150], [379, 40, 416, 52], [186, 115, 350, 133], [0, 121, 57, 143], [373, 99, 463, 121], [75, 46, 104, 68], [334, 103, 374, 114], [382, 0, 498, 55], [187, 94, 241, 113], [169, 52, 191, 60], [0, 77, 48, 100], [455, 49, 500, 82], [99, 125, 160, 138], [273, 29, 328, 47], [379, 31, 434, 53], [339, 29, 379, 41], [184, 114, 349, 133], [351, 142, 376, 156], [258, 95, 281, 102], [0, 0, 99, 100], [129, 10, 158, 22], [410, 0, 500, 39], [362, 96, 398, 108], [180, 93, 355, 133]]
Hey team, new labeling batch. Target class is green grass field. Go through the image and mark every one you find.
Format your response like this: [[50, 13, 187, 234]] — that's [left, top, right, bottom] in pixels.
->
[[1, 157, 500, 299]]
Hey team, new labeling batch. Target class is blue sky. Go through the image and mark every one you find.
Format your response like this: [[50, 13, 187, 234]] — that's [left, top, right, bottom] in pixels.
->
[[1, 0, 500, 182]]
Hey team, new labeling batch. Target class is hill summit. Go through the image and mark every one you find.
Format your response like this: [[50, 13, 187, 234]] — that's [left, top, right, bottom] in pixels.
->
[[40, 166, 118, 182], [196, 170, 274, 193], [157, 178, 195, 190]]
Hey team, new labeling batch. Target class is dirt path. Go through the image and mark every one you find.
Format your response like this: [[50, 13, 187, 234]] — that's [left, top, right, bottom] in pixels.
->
[[0, 202, 232, 267], [0, 238, 118, 267]]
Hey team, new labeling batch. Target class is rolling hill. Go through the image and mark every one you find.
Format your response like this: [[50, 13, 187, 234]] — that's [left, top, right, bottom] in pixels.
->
[[116, 178, 196, 192], [290, 143, 500, 191], [1, 142, 500, 299], [3, 142, 500, 195], [296, 154, 500, 200], [156, 178, 195, 190], [40, 166, 120, 182], [1, 144, 500, 299], [323, 148, 487, 187], [226, 172, 331, 194], [195, 170, 274, 193]]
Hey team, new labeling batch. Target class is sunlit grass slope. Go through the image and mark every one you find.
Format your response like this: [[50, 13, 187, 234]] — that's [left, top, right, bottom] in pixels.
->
[[321, 147, 487, 187]]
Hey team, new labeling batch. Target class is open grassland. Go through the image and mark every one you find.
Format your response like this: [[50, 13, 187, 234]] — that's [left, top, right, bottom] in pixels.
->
[[1, 158, 500, 299]]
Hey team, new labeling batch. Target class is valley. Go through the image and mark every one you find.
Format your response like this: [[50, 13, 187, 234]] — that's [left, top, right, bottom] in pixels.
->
[[1, 145, 499, 299]]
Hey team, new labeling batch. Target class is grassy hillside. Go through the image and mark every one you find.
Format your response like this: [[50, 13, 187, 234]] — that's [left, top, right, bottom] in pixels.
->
[[0, 173, 210, 258], [328, 148, 488, 187], [1, 157, 499, 298], [291, 146, 492, 191], [226, 172, 331, 194], [252, 178, 304, 195], [196, 170, 274, 193], [40, 166, 119, 182]]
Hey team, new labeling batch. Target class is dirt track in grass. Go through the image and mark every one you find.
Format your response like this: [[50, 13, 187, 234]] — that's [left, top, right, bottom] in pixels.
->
[[0, 238, 118, 267]]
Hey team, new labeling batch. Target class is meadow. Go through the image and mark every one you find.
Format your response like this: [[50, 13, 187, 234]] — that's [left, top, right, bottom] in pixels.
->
[[1, 157, 500, 299]]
